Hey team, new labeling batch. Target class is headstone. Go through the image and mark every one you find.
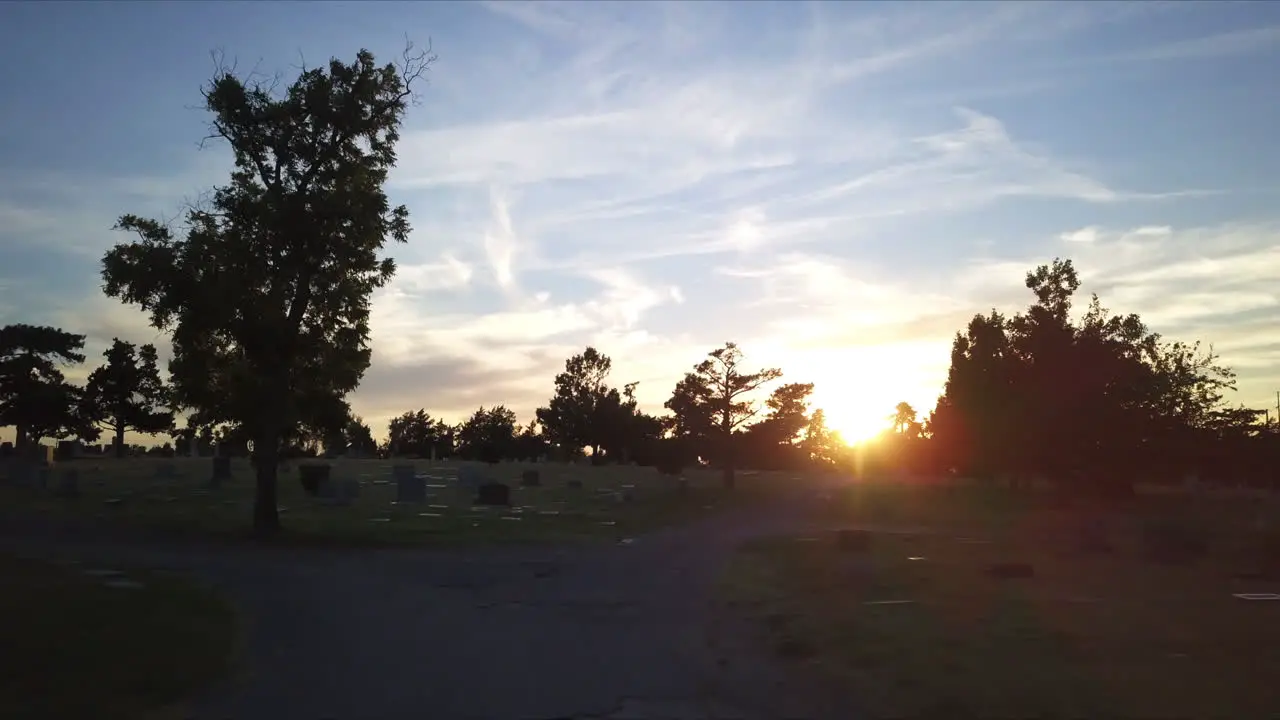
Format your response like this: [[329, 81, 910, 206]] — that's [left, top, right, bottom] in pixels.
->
[[299, 463, 332, 497], [210, 456, 232, 487], [55, 440, 81, 460], [189, 437, 198, 458], [430, 447, 437, 464], [8, 461, 48, 490], [0, 442, 11, 458], [394, 465, 426, 504], [566, 479, 584, 490], [458, 464, 485, 490], [521, 470, 541, 487], [30, 444, 55, 467], [55, 468, 80, 498], [476, 482, 511, 506]]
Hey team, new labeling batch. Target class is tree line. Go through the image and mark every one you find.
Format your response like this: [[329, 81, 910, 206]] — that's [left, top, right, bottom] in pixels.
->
[[1, 46, 1274, 535]]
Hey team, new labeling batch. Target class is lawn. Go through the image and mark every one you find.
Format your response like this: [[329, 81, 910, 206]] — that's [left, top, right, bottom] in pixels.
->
[[0, 456, 791, 546], [0, 553, 237, 720], [716, 479, 1280, 720]]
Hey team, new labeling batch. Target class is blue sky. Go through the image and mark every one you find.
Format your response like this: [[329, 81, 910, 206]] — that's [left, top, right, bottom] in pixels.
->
[[2, 1, 1279, 444]]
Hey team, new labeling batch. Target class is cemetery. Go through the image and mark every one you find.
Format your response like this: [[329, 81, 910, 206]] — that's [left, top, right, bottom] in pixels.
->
[[715, 478, 1280, 719], [1, 29, 1278, 720], [0, 454, 763, 546]]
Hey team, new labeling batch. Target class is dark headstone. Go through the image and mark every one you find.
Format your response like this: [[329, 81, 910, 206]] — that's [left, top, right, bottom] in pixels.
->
[[987, 562, 1035, 579], [299, 463, 332, 497], [394, 465, 426, 504], [521, 470, 541, 487], [566, 479, 583, 490], [476, 482, 511, 506], [835, 529, 872, 553], [0, 442, 11, 458]]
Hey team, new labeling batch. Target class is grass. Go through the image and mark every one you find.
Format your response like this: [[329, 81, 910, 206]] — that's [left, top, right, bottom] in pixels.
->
[[0, 457, 793, 546], [717, 479, 1280, 720], [0, 553, 238, 720]]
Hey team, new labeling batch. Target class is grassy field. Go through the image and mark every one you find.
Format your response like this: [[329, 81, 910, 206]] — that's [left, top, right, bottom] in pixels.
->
[[0, 456, 795, 545], [0, 553, 237, 720], [717, 479, 1280, 720]]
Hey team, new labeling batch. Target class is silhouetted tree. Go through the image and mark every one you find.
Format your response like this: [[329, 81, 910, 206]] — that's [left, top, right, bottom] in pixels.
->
[[385, 409, 454, 458], [456, 405, 518, 462], [100, 45, 434, 535], [343, 415, 376, 457], [537, 347, 621, 457], [931, 257, 1240, 495], [83, 338, 173, 457], [667, 342, 782, 489], [742, 382, 814, 469], [0, 324, 98, 448]]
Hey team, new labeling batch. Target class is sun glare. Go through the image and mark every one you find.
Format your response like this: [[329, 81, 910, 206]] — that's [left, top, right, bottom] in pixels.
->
[[826, 411, 888, 447]]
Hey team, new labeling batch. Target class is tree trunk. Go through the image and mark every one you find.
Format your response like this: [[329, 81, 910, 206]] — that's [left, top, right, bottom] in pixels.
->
[[253, 436, 281, 536], [14, 422, 28, 451], [113, 425, 126, 458]]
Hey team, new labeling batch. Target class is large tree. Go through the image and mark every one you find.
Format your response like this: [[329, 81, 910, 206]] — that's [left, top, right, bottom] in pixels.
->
[[386, 409, 454, 458], [536, 347, 618, 456], [931, 257, 1238, 493], [455, 405, 519, 462], [83, 338, 173, 457], [100, 46, 433, 534], [666, 342, 781, 488], [0, 324, 97, 448]]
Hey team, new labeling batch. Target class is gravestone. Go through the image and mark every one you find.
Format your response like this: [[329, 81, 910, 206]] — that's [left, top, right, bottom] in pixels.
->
[[55, 468, 80, 498], [566, 479, 583, 490], [0, 442, 11, 458], [299, 463, 331, 497], [521, 470, 541, 487], [394, 465, 426, 504], [55, 440, 82, 461], [29, 444, 55, 467], [458, 464, 485, 491], [9, 462, 48, 490], [189, 438, 199, 458], [476, 482, 511, 506], [210, 456, 232, 487]]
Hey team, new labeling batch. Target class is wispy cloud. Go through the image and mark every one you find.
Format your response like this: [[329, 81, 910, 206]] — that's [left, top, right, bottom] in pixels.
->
[[3, 0, 1278, 444]]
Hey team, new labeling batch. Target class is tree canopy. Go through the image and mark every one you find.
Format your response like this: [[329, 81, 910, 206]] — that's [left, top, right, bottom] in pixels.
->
[[99, 45, 434, 533]]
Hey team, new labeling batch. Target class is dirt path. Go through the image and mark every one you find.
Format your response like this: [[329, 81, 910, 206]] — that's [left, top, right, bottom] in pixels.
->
[[0, 486, 858, 719]]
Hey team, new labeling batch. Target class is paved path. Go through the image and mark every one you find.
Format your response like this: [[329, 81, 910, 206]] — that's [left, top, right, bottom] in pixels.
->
[[0, 487, 861, 720]]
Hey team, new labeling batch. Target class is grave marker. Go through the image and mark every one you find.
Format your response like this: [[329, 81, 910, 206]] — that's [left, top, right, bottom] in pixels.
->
[[458, 464, 485, 490], [394, 464, 427, 504], [210, 456, 232, 488], [476, 482, 511, 506]]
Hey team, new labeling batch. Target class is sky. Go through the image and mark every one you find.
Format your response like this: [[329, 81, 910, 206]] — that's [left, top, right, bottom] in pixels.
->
[[1, 1, 1279, 446]]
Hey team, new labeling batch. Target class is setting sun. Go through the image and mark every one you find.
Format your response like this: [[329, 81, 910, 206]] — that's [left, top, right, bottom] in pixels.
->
[[824, 409, 889, 446]]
